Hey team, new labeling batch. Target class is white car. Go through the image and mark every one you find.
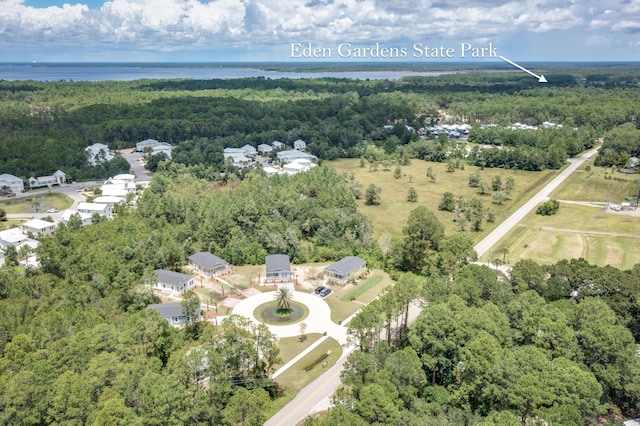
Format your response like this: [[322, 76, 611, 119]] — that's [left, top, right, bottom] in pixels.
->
[[46, 208, 58, 213]]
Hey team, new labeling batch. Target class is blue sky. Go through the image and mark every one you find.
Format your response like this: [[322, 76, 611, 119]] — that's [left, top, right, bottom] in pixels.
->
[[2, 0, 640, 62]]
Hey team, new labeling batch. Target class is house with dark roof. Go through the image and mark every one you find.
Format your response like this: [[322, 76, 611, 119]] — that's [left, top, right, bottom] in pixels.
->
[[147, 302, 201, 326], [154, 269, 195, 293], [323, 256, 367, 283], [265, 254, 292, 282], [188, 251, 230, 277]]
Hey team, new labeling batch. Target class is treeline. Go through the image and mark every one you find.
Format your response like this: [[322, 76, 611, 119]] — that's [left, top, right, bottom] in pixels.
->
[[308, 258, 640, 425], [2, 70, 640, 178], [0, 165, 375, 424]]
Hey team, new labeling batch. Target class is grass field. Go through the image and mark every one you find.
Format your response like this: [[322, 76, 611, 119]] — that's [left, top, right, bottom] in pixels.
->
[[550, 163, 640, 203], [482, 203, 640, 269], [0, 192, 73, 214], [274, 333, 323, 369], [330, 158, 557, 241], [322, 270, 395, 323]]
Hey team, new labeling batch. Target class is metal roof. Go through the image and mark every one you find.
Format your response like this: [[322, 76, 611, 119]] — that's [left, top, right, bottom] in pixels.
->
[[324, 256, 366, 275], [266, 254, 291, 273], [188, 252, 229, 270], [154, 269, 193, 287]]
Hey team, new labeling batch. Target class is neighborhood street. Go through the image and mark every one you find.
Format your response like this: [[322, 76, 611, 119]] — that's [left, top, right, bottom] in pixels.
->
[[265, 147, 600, 425]]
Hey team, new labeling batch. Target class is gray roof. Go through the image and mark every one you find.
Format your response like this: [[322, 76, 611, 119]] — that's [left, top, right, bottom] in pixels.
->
[[154, 269, 193, 287], [266, 254, 291, 274], [324, 256, 366, 275], [188, 252, 229, 269], [147, 302, 200, 318]]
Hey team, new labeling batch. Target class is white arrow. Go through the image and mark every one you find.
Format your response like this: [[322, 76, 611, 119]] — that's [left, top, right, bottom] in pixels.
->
[[499, 55, 547, 83]]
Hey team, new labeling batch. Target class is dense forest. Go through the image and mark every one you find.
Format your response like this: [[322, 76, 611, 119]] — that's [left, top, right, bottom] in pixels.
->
[[1, 67, 640, 179], [1, 69, 640, 424]]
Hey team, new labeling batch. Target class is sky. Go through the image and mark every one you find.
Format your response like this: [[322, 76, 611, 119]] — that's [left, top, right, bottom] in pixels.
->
[[1, 0, 640, 62]]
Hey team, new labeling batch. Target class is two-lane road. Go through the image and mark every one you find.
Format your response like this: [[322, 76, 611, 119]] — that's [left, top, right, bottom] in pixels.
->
[[265, 147, 600, 425]]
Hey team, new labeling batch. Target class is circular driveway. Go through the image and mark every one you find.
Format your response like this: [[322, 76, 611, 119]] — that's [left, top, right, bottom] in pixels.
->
[[232, 290, 348, 344]]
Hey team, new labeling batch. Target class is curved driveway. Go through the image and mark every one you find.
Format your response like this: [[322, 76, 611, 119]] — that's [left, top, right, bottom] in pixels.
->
[[232, 290, 349, 345]]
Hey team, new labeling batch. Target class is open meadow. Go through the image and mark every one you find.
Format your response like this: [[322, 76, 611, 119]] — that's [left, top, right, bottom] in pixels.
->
[[330, 158, 557, 241], [482, 170, 640, 269]]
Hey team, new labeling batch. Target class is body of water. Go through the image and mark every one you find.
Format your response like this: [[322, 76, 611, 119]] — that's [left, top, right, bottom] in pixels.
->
[[0, 62, 450, 82]]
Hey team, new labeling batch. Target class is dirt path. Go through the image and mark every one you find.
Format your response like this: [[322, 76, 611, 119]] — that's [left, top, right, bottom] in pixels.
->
[[539, 226, 640, 238]]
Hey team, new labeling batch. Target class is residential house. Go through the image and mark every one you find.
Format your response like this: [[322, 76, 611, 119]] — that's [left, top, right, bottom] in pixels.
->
[[61, 210, 93, 227], [283, 158, 316, 175], [223, 148, 252, 168], [241, 144, 258, 157], [0, 173, 24, 193], [265, 254, 292, 282], [21, 219, 56, 237], [77, 202, 113, 219], [150, 142, 174, 159], [154, 269, 195, 293], [257, 143, 273, 154], [263, 166, 280, 177], [92, 196, 125, 208], [112, 174, 136, 185], [0, 228, 39, 251], [28, 170, 66, 189], [272, 140, 284, 149], [276, 150, 317, 164], [293, 139, 307, 151], [147, 302, 201, 327], [323, 256, 367, 283], [86, 143, 114, 166], [136, 139, 161, 152], [100, 186, 129, 198], [188, 251, 230, 277]]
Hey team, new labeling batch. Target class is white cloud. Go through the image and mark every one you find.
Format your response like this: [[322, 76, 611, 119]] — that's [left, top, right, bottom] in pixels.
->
[[0, 0, 638, 59]]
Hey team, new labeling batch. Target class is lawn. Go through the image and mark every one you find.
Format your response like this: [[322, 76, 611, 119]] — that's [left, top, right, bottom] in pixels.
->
[[274, 333, 323, 369], [481, 203, 640, 269], [330, 158, 557, 240], [550, 164, 640, 203], [268, 338, 342, 419], [0, 192, 74, 214], [323, 270, 395, 323], [0, 219, 25, 231]]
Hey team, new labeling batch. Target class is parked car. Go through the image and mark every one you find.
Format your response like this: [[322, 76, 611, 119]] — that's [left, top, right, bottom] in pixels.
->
[[314, 285, 326, 294], [319, 287, 332, 297], [46, 208, 58, 213]]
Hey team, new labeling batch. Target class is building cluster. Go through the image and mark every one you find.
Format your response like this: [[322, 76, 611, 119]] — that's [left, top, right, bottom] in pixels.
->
[[223, 139, 318, 175], [1, 170, 67, 194], [0, 173, 138, 268], [146, 252, 367, 326], [418, 124, 471, 138]]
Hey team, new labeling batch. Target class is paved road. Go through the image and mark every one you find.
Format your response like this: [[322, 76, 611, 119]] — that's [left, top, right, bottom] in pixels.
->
[[266, 148, 600, 425], [121, 152, 151, 182], [473, 147, 600, 258]]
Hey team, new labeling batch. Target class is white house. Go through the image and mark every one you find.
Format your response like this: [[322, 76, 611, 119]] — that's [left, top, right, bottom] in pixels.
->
[[86, 143, 114, 166], [28, 170, 66, 188], [150, 142, 174, 159], [263, 166, 280, 177], [100, 186, 129, 197], [77, 202, 113, 219], [241, 144, 258, 157], [277, 150, 317, 164], [112, 174, 136, 185], [283, 158, 316, 175], [257, 144, 273, 154], [272, 140, 284, 149], [153, 269, 195, 293], [293, 139, 307, 151], [223, 151, 252, 168], [61, 210, 93, 227], [136, 139, 161, 152], [92, 196, 125, 208], [0, 173, 24, 193], [21, 219, 56, 237], [0, 228, 39, 251]]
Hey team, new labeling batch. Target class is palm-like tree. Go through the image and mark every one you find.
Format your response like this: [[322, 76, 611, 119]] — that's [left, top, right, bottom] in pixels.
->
[[274, 287, 293, 313]]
